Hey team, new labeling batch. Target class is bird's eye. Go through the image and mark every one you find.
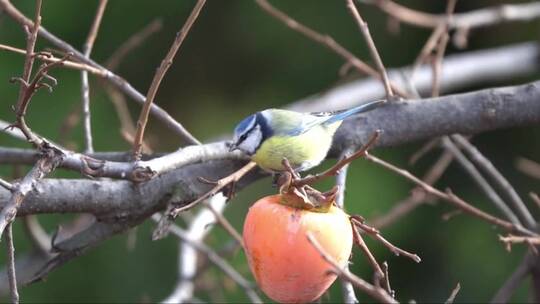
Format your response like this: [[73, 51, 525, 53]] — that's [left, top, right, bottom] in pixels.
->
[[239, 134, 247, 141]]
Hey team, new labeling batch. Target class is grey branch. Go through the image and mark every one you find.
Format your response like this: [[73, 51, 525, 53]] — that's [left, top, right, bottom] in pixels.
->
[[2, 80, 540, 179], [289, 42, 540, 112], [364, 0, 540, 30]]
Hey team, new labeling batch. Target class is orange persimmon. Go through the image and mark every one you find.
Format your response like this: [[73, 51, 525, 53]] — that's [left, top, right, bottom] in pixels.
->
[[243, 194, 353, 303]]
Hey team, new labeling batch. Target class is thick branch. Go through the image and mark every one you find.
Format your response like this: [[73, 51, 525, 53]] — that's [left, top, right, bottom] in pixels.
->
[[330, 80, 540, 154], [2, 81, 540, 179]]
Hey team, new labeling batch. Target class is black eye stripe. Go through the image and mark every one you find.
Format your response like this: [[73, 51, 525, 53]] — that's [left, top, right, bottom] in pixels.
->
[[255, 112, 272, 141]]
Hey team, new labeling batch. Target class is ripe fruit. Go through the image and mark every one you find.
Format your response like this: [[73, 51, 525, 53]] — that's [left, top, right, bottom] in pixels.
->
[[243, 194, 353, 303]]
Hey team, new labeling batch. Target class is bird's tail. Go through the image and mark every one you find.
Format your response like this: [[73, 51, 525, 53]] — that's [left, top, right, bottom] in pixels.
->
[[323, 99, 386, 125]]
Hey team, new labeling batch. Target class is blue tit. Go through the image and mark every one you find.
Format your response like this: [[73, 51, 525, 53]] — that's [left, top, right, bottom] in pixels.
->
[[230, 100, 385, 173]]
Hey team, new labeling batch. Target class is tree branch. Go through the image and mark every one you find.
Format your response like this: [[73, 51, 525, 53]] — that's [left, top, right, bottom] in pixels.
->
[[289, 42, 540, 112], [364, 0, 540, 30], [132, 0, 205, 159], [81, 0, 108, 153], [0, 0, 199, 145]]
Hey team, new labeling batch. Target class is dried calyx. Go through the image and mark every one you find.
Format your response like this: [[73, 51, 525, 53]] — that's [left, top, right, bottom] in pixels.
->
[[277, 171, 338, 213]]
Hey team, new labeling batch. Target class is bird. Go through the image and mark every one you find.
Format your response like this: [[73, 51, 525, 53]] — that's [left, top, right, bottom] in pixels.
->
[[229, 100, 385, 173]]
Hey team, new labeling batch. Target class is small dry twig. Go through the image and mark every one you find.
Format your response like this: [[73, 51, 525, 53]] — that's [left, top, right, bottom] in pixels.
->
[[0, 44, 105, 75], [201, 200, 244, 247], [345, 0, 394, 99], [441, 137, 521, 226], [293, 130, 380, 187], [4, 223, 18, 304], [169, 161, 258, 217], [105, 19, 163, 71], [431, 0, 456, 98], [80, 0, 108, 153], [451, 135, 536, 229], [365, 0, 540, 30], [381, 262, 394, 298], [255, 0, 408, 97], [151, 214, 261, 303], [352, 219, 384, 278], [334, 150, 359, 304], [371, 151, 453, 229], [516, 157, 540, 180], [491, 253, 534, 303], [306, 232, 397, 303], [0, 0, 199, 143], [0, 178, 13, 191], [365, 153, 537, 237], [10, 0, 42, 146], [499, 234, 540, 252], [445, 282, 461, 304], [132, 0, 205, 159], [352, 216, 421, 263]]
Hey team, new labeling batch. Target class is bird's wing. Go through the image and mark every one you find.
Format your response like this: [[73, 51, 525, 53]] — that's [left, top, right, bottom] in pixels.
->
[[286, 114, 329, 136], [287, 100, 386, 135]]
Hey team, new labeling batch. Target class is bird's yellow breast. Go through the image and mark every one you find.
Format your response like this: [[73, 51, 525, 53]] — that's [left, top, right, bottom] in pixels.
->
[[252, 122, 341, 172]]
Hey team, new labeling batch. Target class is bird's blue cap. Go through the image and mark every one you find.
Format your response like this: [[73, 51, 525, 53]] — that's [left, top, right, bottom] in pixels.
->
[[234, 114, 256, 139]]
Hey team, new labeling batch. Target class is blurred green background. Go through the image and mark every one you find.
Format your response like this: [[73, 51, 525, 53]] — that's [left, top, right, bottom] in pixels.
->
[[0, 0, 539, 302]]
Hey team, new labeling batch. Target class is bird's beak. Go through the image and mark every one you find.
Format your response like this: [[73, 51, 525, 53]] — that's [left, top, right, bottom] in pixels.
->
[[228, 141, 238, 152]]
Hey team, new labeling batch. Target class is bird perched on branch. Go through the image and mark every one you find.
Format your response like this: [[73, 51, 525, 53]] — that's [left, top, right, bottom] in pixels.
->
[[229, 100, 385, 173]]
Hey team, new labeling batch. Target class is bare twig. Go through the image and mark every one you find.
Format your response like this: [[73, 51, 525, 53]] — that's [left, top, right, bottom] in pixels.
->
[[365, 0, 540, 30], [170, 161, 257, 217], [101, 19, 163, 151], [431, 31, 449, 97], [364, 153, 536, 236], [412, 26, 446, 73], [441, 138, 522, 226], [255, 0, 407, 97], [334, 150, 359, 303], [132, 0, 206, 159], [293, 130, 380, 187], [516, 157, 540, 180], [0, 44, 107, 75], [0, 178, 12, 191], [22, 215, 50, 255], [351, 221, 384, 278], [4, 223, 18, 304], [371, 151, 453, 229], [431, 0, 456, 98], [381, 262, 394, 298], [491, 253, 533, 303], [408, 138, 440, 165], [11, 0, 42, 146], [451, 135, 536, 229], [81, 0, 108, 153], [161, 218, 262, 303], [352, 217, 421, 263], [499, 234, 540, 251], [0, 0, 199, 144], [201, 200, 244, 247], [306, 232, 397, 303], [346, 0, 393, 99], [10, 53, 73, 145], [445, 282, 461, 304], [105, 18, 163, 71]]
